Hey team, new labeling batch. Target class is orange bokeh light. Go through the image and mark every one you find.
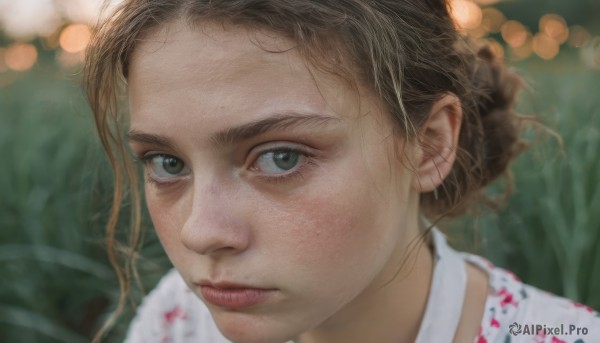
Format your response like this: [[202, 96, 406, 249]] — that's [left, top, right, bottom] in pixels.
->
[[539, 14, 569, 45], [450, 0, 483, 31], [501, 21, 529, 49], [468, 25, 488, 39], [480, 8, 506, 33], [59, 24, 92, 53], [5, 43, 38, 71], [511, 37, 533, 60], [532, 33, 560, 60]]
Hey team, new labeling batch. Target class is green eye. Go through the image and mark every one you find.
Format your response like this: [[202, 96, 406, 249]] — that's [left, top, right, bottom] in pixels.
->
[[273, 150, 300, 170], [257, 149, 300, 174], [145, 154, 189, 181], [161, 156, 185, 175]]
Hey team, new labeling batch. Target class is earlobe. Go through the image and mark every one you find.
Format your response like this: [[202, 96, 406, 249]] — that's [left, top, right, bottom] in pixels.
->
[[411, 93, 463, 193]]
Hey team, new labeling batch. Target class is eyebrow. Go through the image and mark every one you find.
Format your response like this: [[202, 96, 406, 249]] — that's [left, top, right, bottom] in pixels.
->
[[127, 111, 341, 149], [210, 112, 340, 146], [127, 130, 178, 150]]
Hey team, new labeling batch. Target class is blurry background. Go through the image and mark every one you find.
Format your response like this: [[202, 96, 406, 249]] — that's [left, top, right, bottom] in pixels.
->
[[1, 0, 599, 341]]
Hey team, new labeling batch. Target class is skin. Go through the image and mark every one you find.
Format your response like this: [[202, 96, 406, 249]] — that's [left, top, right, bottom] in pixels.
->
[[127, 20, 486, 343]]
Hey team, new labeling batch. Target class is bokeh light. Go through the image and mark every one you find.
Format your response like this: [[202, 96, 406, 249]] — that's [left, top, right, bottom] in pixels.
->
[[4, 43, 38, 71], [539, 14, 569, 45], [450, 0, 483, 31], [480, 8, 506, 33], [501, 20, 529, 49], [0, 0, 596, 68], [59, 24, 92, 53], [468, 26, 488, 39], [454, 2, 599, 63], [0, 0, 60, 39], [511, 37, 534, 60], [0, 0, 123, 40], [569, 25, 591, 48], [59, 0, 104, 24], [532, 33, 560, 60]]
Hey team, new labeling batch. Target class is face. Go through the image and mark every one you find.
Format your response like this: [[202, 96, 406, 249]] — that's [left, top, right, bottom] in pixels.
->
[[128, 21, 423, 343]]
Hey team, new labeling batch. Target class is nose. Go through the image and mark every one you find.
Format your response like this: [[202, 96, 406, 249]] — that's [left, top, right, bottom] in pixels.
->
[[180, 178, 251, 257]]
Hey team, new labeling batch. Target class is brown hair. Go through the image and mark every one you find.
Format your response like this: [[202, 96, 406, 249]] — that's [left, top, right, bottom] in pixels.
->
[[84, 0, 525, 340]]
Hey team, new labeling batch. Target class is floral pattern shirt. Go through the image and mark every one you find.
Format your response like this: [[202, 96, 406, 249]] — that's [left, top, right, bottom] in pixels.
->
[[467, 254, 600, 343], [125, 228, 600, 342]]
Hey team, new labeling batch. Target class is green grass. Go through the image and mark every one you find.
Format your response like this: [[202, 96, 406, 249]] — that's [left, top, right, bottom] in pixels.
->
[[449, 56, 600, 309], [0, 61, 169, 342], [0, 53, 599, 341]]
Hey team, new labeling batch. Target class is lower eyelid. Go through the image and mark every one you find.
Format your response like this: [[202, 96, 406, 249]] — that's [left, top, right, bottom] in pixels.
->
[[145, 173, 192, 188], [144, 164, 191, 184]]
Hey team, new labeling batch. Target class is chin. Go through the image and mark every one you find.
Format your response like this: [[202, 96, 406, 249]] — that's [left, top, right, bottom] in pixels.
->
[[222, 334, 291, 343], [213, 312, 297, 343]]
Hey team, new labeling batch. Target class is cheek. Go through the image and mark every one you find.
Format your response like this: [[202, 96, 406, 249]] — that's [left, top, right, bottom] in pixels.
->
[[260, 165, 401, 295], [281, 197, 379, 265], [145, 188, 189, 258]]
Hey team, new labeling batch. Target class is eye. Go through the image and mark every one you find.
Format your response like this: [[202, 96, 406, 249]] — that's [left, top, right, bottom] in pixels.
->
[[255, 149, 301, 175], [142, 154, 190, 182]]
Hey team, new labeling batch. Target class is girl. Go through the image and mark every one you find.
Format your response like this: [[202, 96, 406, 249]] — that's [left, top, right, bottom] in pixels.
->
[[84, 1, 600, 342]]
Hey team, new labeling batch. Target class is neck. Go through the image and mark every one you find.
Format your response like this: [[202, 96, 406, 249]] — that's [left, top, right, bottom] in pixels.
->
[[295, 226, 434, 343]]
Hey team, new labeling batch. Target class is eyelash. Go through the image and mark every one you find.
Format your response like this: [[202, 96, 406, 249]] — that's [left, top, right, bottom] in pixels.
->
[[251, 148, 317, 185], [133, 146, 317, 186], [134, 154, 188, 186]]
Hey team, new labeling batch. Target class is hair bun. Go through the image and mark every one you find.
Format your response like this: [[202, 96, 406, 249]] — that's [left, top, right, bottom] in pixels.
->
[[469, 43, 526, 201], [422, 41, 528, 217], [473, 45, 521, 118]]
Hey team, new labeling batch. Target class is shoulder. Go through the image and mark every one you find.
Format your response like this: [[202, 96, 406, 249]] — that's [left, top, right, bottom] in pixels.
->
[[124, 269, 230, 343], [464, 254, 600, 343]]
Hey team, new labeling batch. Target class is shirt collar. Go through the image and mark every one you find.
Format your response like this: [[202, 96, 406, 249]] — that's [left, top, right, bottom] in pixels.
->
[[414, 227, 467, 342]]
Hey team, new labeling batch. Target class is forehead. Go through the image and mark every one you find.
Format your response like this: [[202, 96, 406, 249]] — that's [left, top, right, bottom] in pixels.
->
[[132, 21, 296, 78], [127, 20, 385, 136]]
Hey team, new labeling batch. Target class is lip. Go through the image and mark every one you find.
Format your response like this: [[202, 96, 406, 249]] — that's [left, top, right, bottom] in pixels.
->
[[197, 281, 277, 309]]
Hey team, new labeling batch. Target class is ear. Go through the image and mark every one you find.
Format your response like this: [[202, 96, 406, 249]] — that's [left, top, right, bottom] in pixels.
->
[[411, 93, 463, 193]]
